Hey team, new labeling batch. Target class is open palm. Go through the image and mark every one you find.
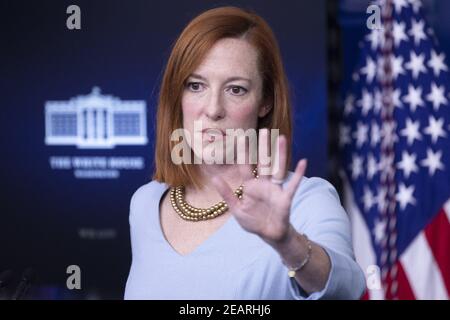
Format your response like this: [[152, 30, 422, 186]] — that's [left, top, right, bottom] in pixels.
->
[[212, 129, 307, 244]]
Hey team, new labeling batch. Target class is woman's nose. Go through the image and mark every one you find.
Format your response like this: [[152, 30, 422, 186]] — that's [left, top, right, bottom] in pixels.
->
[[204, 91, 225, 120]]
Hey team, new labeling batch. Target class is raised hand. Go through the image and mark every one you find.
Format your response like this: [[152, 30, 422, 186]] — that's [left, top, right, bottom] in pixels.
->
[[211, 128, 307, 245]]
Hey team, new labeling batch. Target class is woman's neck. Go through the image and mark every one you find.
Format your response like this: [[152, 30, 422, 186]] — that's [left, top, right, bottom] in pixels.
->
[[184, 164, 249, 207]]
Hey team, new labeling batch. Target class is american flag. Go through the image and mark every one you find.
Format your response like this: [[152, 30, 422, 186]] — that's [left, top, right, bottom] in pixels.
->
[[340, 0, 450, 299]]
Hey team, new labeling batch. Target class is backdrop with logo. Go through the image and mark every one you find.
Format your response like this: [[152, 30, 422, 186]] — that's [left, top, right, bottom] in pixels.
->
[[1, 0, 327, 299]]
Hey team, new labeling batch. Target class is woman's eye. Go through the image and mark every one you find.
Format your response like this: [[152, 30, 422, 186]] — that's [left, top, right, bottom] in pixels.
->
[[228, 86, 247, 96], [187, 82, 204, 92]]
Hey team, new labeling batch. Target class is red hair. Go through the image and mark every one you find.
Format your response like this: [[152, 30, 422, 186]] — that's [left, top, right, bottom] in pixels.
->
[[153, 6, 292, 188]]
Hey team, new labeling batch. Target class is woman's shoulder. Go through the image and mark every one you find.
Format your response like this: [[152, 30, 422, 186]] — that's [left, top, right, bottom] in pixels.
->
[[284, 171, 347, 225], [284, 172, 339, 199], [130, 180, 169, 207], [284, 172, 343, 218]]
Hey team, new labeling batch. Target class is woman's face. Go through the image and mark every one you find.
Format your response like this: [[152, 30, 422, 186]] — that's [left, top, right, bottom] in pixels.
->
[[181, 37, 269, 164]]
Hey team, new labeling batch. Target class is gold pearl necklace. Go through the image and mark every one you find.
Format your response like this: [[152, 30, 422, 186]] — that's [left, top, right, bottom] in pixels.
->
[[170, 167, 258, 221]]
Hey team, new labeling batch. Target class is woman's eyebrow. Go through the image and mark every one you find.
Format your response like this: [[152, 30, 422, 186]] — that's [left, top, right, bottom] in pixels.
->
[[189, 73, 252, 83], [225, 76, 252, 83], [189, 73, 207, 81]]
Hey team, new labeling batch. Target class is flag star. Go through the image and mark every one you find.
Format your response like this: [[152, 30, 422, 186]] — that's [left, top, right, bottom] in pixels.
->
[[392, 88, 403, 109], [396, 183, 416, 210], [379, 155, 395, 182], [400, 118, 422, 145], [362, 186, 375, 211], [408, 19, 427, 45], [353, 122, 369, 147], [367, 153, 380, 179], [371, 122, 381, 146], [405, 51, 427, 79], [350, 154, 364, 180], [381, 121, 398, 146], [426, 82, 448, 111], [374, 89, 382, 114], [391, 55, 406, 80], [408, 0, 422, 13], [376, 56, 385, 81], [421, 148, 445, 176], [393, 21, 409, 47], [380, 154, 395, 173], [376, 187, 388, 213], [428, 50, 448, 77], [373, 218, 387, 244], [361, 57, 377, 83], [344, 94, 355, 115], [366, 29, 384, 50], [339, 125, 351, 147], [393, 0, 409, 13], [403, 85, 424, 112], [358, 89, 373, 116], [424, 116, 447, 143], [397, 151, 419, 178]]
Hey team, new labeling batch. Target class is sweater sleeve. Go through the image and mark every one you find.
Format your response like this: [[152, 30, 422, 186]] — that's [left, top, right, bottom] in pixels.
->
[[285, 176, 366, 300]]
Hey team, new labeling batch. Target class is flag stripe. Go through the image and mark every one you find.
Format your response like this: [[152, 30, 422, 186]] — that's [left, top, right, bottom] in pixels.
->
[[424, 207, 450, 295], [390, 262, 416, 299], [343, 174, 385, 299], [361, 291, 370, 300], [445, 199, 450, 223], [400, 231, 449, 299], [396, 262, 416, 299]]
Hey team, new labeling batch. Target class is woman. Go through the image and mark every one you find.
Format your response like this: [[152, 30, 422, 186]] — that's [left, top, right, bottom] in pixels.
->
[[125, 6, 366, 300]]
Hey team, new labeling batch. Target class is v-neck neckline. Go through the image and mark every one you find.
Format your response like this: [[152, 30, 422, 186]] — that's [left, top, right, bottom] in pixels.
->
[[153, 183, 236, 259]]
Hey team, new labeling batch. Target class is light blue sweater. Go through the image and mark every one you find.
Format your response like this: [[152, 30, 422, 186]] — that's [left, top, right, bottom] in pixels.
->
[[124, 174, 366, 299]]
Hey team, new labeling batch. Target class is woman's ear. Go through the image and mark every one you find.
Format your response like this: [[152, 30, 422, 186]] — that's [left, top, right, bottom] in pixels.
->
[[258, 105, 272, 118]]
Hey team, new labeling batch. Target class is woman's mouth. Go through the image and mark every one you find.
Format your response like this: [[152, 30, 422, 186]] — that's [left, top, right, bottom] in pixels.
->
[[202, 128, 225, 142]]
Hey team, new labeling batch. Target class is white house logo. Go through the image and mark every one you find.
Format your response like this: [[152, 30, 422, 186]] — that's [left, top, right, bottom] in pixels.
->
[[45, 87, 147, 149], [46, 87, 147, 179]]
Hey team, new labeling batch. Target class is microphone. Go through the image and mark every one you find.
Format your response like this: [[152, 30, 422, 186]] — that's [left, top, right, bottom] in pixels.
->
[[0, 270, 13, 290], [12, 268, 36, 300]]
